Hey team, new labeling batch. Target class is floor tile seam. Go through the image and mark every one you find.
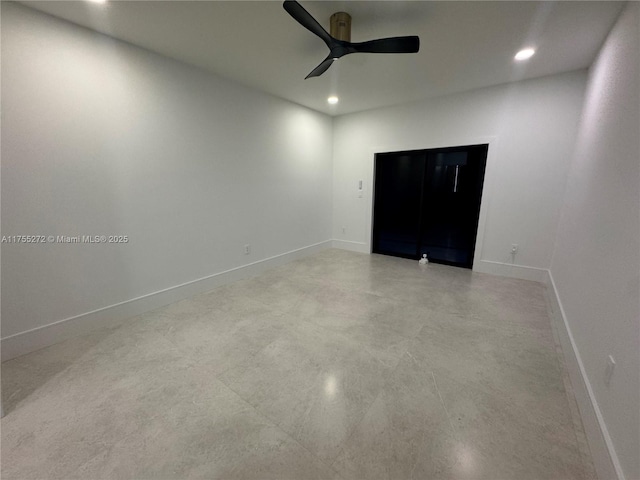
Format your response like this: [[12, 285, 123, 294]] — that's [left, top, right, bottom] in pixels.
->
[[255, 276, 328, 292], [212, 377, 341, 478], [211, 312, 412, 471], [326, 346, 417, 472], [299, 316, 412, 371], [208, 333, 284, 380], [325, 383, 386, 473], [232, 295, 302, 317], [205, 308, 348, 380], [420, 363, 575, 431], [185, 312, 295, 380], [119, 333, 218, 371], [350, 300, 431, 325], [409, 323, 429, 343], [35, 410, 148, 480], [446, 312, 558, 333], [418, 324, 553, 344], [429, 370, 458, 437], [408, 404, 436, 480], [401, 364, 456, 480], [301, 310, 420, 343], [0, 322, 122, 368], [269, 273, 337, 289], [64, 378, 316, 480], [359, 287, 432, 305], [1, 338, 133, 416], [302, 281, 389, 301], [370, 292, 445, 312], [428, 380, 584, 458], [19, 366, 210, 436], [300, 272, 446, 304], [429, 356, 556, 402], [448, 305, 549, 318]]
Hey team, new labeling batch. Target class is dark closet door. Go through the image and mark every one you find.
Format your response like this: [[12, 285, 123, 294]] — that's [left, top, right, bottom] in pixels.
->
[[420, 145, 487, 267], [372, 144, 487, 268], [372, 152, 426, 258]]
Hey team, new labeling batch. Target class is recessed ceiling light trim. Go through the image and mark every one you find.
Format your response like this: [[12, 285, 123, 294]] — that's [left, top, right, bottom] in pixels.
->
[[514, 48, 535, 61], [327, 96, 339, 105]]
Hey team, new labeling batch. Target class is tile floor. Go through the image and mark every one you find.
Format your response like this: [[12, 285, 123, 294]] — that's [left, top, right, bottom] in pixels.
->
[[1, 249, 596, 479]]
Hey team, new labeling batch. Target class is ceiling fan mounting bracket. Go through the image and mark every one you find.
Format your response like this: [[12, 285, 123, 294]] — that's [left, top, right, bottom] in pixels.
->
[[330, 12, 351, 42]]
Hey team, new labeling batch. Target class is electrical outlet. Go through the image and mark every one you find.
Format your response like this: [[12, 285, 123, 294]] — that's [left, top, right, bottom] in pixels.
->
[[511, 244, 519, 254], [605, 355, 616, 386], [244, 244, 251, 255]]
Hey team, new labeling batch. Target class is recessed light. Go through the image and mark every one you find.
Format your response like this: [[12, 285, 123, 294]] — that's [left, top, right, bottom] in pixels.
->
[[327, 96, 339, 105], [514, 48, 535, 61], [87, 0, 107, 3]]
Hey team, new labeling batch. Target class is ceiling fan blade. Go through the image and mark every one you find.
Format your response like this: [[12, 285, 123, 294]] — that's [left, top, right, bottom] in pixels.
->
[[283, 0, 333, 47], [351, 36, 420, 54], [305, 56, 335, 79]]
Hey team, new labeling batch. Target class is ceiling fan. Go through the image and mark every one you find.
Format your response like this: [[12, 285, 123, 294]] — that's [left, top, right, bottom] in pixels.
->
[[283, 0, 420, 79]]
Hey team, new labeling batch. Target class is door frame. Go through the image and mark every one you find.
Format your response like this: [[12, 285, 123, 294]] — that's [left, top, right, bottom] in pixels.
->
[[365, 135, 498, 271]]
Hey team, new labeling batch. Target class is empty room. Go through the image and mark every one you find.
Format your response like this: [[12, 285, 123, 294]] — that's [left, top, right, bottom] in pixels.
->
[[1, 1, 638, 479]]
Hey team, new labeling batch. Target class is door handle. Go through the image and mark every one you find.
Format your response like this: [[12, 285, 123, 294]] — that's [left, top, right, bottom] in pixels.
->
[[453, 165, 459, 193]]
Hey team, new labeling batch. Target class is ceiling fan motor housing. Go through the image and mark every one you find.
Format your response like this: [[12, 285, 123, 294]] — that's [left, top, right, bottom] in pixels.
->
[[330, 12, 351, 41]]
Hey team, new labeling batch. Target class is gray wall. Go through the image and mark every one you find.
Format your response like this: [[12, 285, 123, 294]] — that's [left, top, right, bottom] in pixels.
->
[[550, 4, 639, 479]]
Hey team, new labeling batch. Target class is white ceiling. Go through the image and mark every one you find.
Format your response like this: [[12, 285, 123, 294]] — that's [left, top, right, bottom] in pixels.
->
[[20, 1, 624, 116]]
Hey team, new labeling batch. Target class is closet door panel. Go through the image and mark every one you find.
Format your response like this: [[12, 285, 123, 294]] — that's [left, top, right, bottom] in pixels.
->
[[373, 153, 425, 258]]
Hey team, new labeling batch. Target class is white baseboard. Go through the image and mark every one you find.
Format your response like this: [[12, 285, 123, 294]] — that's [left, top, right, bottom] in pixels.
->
[[1, 240, 333, 362], [544, 270, 624, 480], [473, 259, 548, 282], [332, 239, 370, 253]]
